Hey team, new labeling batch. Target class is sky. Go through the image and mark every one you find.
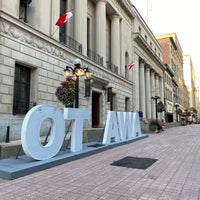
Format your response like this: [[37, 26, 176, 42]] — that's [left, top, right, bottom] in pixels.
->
[[131, 0, 200, 88]]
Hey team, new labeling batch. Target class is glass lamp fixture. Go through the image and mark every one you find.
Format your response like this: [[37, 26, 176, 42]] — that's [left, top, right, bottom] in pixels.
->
[[64, 59, 91, 79], [85, 68, 91, 79], [74, 67, 84, 77], [72, 75, 77, 81], [64, 66, 73, 78]]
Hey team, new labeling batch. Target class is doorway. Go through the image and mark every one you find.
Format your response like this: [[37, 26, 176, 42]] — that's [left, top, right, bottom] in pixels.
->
[[92, 91, 100, 128]]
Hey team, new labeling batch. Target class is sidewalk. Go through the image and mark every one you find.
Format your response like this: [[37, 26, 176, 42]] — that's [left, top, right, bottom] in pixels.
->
[[0, 124, 200, 199]]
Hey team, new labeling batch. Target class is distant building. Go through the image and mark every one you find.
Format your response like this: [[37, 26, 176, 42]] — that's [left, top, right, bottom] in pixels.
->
[[156, 33, 189, 121], [183, 55, 198, 120]]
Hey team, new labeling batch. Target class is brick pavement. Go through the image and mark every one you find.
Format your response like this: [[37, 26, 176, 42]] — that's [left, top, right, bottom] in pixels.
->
[[0, 124, 200, 200]]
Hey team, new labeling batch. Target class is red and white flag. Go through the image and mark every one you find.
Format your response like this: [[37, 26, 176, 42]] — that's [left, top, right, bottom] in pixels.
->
[[128, 62, 134, 70], [55, 12, 73, 26]]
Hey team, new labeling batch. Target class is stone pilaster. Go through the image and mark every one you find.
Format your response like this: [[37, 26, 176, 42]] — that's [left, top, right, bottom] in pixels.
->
[[145, 66, 151, 119], [155, 74, 160, 96], [134, 55, 140, 112], [139, 61, 146, 118], [159, 77, 164, 102], [151, 70, 156, 119], [50, 0, 60, 39]]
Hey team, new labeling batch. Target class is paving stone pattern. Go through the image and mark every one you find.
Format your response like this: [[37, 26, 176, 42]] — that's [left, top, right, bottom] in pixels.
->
[[1, 124, 200, 199]]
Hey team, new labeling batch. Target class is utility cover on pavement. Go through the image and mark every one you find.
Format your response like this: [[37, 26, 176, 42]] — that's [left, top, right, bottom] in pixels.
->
[[111, 156, 158, 170]]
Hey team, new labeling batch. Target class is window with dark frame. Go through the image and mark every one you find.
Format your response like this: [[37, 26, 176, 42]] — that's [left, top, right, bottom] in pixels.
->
[[19, 0, 32, 23], [13, 65, 31, 115], [125, 97, 129, 112]]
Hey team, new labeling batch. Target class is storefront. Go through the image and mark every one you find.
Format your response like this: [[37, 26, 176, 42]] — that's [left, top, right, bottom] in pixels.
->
[[165, 100, 173, 122]]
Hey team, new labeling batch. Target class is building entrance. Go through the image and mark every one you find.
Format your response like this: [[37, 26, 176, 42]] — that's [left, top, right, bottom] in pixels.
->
[[92, 91, 100, 128]]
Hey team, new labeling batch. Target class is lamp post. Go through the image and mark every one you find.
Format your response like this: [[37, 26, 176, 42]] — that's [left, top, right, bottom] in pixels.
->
[[174, 103, 179, 122], [151, 96, 160, 120], [64, 58, 91, 108]]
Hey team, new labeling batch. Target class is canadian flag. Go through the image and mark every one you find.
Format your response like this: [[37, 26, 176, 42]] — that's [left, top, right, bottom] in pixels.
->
[[128, 62, 134, 70], [55, 12, 73, 26]]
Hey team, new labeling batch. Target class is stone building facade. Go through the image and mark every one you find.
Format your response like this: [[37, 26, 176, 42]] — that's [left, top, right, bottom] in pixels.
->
[[0, 0, 164, 142], [156, 33, 189, 121]]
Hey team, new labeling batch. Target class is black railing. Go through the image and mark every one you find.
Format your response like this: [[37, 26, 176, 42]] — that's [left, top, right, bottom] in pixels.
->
[[106, 61, 118, 74], [87, 49, 103, 65], [60, 34, 82, 54]]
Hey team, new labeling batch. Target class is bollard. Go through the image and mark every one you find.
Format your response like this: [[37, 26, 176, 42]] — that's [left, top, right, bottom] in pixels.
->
[[5, 126, 10, 143]]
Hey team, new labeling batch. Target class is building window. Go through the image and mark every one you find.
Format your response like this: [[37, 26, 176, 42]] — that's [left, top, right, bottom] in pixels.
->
[[19, 0, 32, 23], [87, 17, 91, 51], [59, 0, 67, 43], [125, 52, 129, 79], [13, 64, 31, 115], [125, 97, 130, 112]]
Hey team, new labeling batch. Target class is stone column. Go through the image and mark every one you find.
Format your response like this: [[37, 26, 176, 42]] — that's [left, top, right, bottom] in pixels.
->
[[145, 66, 151, 119], [66, 0, 74, 37], [151, 70, 156, 119], [159, 77, 164, 102], [50, 0, 60, 39], [134, 55, 140, 112], [32, 0, 51, 35], [155, 74, 160, 96], [96, 0, 107, 66], [139, 61, 146, 118], [110, 15, 120, 68], [2, 0, 19, 19], [74, 0, 87, 55]]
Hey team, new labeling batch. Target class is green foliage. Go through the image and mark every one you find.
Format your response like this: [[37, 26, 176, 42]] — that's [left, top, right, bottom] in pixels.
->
[[149, 123, 157, 132]]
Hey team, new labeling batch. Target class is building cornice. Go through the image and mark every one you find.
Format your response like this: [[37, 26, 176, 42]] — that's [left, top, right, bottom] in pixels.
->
[[133, 33, 166, 71], [115, 0, 134, 19]]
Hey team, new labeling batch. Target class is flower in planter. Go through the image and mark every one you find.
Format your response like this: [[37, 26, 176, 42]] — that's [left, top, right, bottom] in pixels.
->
[[55, 79, 75, 107], [177, 108, 183, 115], [149, 120, 163, 132]]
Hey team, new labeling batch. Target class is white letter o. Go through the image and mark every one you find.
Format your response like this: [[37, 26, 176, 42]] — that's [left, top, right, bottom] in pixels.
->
[[21, 105, 65, 160]]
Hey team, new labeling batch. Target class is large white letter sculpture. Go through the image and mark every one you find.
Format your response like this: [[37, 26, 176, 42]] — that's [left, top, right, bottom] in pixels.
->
[[21, 105, 90, 160], [64, 108, 90, 152], [21, 105, 65, 160], [103, 111, 141, 144], [102, 111, 120, 144], [117, 112, 133, 140], [21, 104, 140, 160]]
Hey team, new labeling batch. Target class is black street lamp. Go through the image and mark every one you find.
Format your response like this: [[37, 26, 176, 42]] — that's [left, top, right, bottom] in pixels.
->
[[151, 96, 160, 120], [174, 103, 179, 122], [64, 58, 91, 108]]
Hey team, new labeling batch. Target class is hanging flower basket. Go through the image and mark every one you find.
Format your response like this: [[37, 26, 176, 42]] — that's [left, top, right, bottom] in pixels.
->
[[55, 79, 75, 107], [156, 101, 165, 112]]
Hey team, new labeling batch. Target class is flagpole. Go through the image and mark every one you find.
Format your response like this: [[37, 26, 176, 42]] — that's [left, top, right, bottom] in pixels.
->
[[51, 27, 59, 38]]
